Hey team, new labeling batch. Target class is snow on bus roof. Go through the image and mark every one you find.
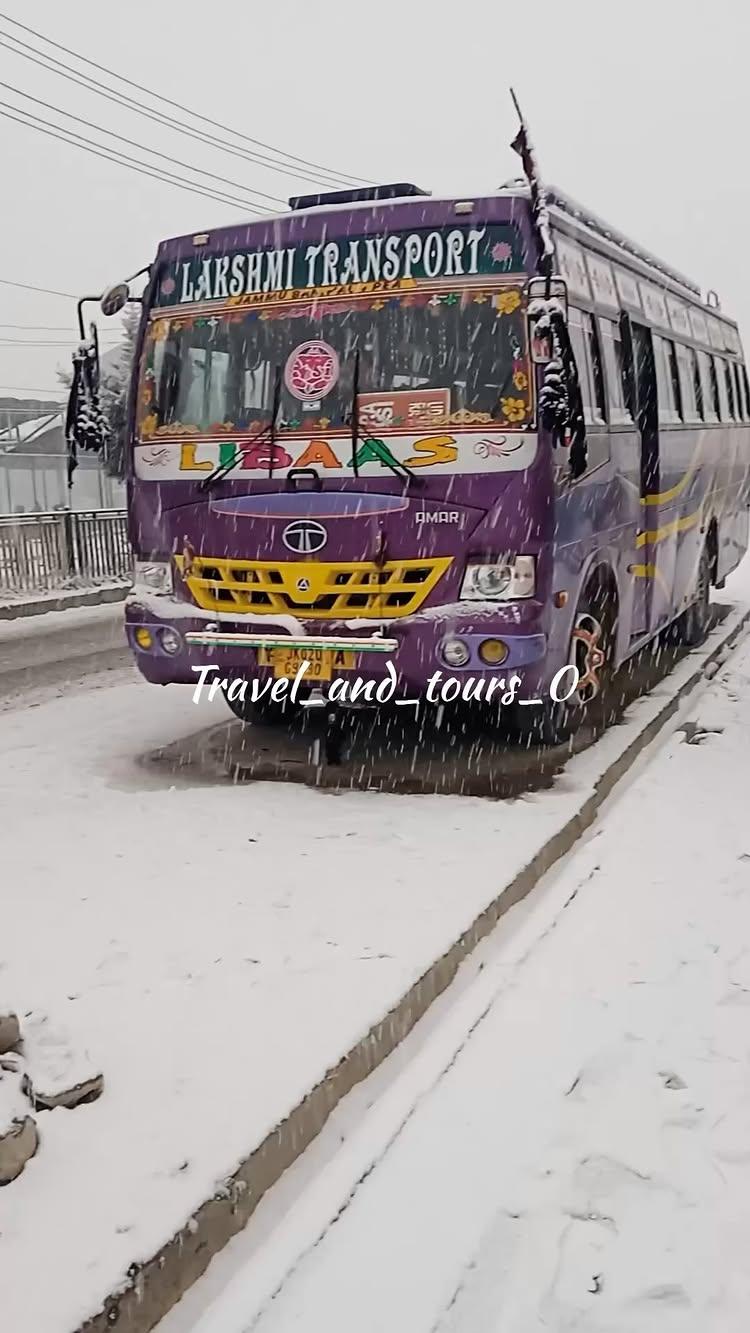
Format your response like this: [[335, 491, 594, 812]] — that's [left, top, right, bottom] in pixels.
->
[[157, 183, 739, 335]]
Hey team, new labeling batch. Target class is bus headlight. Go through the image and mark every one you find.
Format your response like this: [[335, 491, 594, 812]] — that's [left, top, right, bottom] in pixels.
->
[[461, 557, 536, 601], [134, 559, 173, 595]]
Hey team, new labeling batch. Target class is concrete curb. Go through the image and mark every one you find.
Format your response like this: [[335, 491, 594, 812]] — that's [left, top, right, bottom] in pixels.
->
[[76, 608, 750, 1333], [0, 584, 130, 621]]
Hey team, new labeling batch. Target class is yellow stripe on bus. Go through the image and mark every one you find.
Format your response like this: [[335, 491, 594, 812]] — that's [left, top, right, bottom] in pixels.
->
[[640, 435, 705, 507], [635, 510, 701, 549], [631, 563, 671, 596]]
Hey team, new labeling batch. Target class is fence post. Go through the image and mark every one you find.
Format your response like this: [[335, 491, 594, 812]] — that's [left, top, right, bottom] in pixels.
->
[[62, 507, 77, 578]]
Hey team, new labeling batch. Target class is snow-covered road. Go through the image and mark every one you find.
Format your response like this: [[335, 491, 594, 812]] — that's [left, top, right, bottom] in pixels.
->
[[2, 567, 750, 1333], [180, 634, 750, 1333], [0, 644, 610, 1332]]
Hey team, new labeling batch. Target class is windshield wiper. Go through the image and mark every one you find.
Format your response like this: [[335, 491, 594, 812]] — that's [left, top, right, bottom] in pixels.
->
[[348, 355, 416, 484], [199, 366, 281, 492]]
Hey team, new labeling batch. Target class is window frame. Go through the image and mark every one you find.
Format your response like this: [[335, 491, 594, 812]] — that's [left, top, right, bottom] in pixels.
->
[[713, 354, 731, 421], [697, 350, 720, 422], [675, 343, 700, 421], [731, 361, 745, 421], [597, 315, 633, 426], [653, 334, 683, 425], [568, 307, 598, 428]]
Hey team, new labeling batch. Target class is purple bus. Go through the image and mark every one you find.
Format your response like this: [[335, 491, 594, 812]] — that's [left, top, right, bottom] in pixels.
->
[[72, 181, 750, 742]]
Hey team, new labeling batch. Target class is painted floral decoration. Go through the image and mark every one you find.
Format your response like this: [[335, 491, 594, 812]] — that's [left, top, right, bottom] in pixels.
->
[[500, 397, 527, 423], [513, 369, 528, 391], [491, 241, 513, 264], [495, 290, 522, 315]]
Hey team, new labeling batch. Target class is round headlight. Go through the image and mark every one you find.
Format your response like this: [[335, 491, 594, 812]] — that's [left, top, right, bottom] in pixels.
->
[[159, 627, 182, 656], [441, 637, 471, 667], [471, 565, 511, 598]]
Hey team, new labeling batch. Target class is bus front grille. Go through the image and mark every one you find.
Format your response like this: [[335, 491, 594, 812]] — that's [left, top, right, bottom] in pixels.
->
[[174, 555, 452, 619]]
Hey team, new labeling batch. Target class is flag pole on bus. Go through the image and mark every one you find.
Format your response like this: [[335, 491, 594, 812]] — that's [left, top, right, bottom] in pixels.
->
[[509, 88, 555, 288]]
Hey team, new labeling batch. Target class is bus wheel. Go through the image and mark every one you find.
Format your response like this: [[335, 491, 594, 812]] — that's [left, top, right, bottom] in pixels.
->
[[221, 680, 300, 725], [675, 545, 711, 648], [520, 594, 614, 746]]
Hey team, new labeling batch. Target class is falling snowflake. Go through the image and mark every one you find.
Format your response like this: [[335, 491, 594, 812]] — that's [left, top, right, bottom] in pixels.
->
[[491, 241, 512, 264], [160, 276, 176, 296]]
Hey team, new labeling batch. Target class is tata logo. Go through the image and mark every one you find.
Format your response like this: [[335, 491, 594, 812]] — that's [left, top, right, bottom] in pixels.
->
[[282, 520, 328, 554], [415, 511, 460, 525]]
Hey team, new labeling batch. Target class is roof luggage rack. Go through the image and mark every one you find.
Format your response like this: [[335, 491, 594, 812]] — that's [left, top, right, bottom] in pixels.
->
[[546, 186, 701, 297], [289, 183, 430, 210]]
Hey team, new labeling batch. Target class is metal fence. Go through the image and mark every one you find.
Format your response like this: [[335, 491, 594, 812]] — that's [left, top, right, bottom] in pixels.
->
[[0, 509, 132, 593]]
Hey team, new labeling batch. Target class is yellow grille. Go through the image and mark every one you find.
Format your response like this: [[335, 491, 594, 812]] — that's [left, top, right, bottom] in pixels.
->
[[175, 555, 452, 619]]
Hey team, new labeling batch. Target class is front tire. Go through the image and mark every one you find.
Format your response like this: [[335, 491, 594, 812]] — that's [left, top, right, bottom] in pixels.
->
[[516, 591, 615, 746]]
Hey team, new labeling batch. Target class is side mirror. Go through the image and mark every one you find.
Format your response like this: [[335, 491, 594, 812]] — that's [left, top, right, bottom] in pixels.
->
[[526, 276, 568, 365], [100, 282, 130, 317]]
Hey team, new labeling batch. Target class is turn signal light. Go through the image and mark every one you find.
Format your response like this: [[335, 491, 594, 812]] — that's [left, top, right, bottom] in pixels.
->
[[134, 627, 154, 650], [478, 638, 508, 666]]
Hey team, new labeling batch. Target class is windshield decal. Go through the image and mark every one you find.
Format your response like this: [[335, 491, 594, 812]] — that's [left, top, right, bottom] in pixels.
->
[[284, 340, 340, 401], [134, 431, 538, 480]]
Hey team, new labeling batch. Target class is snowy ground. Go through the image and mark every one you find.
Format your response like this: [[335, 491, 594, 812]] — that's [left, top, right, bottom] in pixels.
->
[[1, 568, 749, 1333], [175, 629, 750, 1333]]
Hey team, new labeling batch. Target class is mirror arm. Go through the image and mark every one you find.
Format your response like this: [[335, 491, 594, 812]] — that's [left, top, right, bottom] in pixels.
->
[[75, 296, 103, 341]]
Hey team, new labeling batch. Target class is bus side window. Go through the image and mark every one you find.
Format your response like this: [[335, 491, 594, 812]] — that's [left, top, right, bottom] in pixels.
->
[[654, 335, 682, 424], [735, 362, 746, 418], [714, 355, 730, 421], [567, 307, 595, 425], [598, 317, 632, 424], [582, 312, 607, 424], [676, 344, 700, 421], [742, 365, 750, 421], [724, 360, 737, 421], [698, 350, 719, 421]]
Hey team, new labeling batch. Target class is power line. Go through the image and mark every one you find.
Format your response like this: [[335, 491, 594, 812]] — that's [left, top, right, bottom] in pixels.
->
[[0, 277, 76, 299], [0, 10, 369, 187], [0, 79, 284, 208], [0, 323, 79, 331], [0, 386, 64, 393], [0, 30, 358, 192], [0, 339, 121, 346], [0, 103, 271, 213]]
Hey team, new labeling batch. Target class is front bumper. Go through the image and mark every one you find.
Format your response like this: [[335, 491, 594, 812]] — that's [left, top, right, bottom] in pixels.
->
[[125, 595, 549, 697]]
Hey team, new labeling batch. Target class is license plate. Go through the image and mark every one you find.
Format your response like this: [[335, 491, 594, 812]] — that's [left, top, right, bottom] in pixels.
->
[[256, 648, 357, 680]]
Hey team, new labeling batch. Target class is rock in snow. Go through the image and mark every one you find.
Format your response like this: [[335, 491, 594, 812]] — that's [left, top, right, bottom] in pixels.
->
[[0, 1071, 38, 1186], [20, 1013, 104, 1112], [0, 1011, 20, 1056]]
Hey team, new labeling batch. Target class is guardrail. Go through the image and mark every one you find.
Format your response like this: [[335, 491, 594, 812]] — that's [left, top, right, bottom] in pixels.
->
[[0, 509, 131, 593]]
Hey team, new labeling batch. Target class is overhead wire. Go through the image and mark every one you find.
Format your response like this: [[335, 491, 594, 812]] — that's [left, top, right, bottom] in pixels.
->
[[0, 323, 82, 331], [0, 29, 366, 191], [0, 103, 272, 212], [0, 277, 76, 299], [0, 79, 284, 208], [0, 11, 369, 186]]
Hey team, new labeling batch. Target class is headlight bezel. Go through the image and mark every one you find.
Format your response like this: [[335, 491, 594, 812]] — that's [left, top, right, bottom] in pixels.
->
[[460, 556, 536, 602], [133, 558, 173, 596]]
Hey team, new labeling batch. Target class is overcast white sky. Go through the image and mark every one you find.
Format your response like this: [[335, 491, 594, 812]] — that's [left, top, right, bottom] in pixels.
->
[[0, 0, 747, 400]]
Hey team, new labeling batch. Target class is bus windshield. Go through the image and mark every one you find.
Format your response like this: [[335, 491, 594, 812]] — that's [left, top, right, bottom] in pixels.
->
[[138, 286, 532, 440]]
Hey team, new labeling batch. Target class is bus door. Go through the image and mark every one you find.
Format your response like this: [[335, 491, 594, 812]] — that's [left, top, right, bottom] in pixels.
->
[[623, 317, 660, 636]]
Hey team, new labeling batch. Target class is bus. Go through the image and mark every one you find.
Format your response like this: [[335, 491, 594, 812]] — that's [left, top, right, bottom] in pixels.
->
[[70, 179, 750, 743]]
